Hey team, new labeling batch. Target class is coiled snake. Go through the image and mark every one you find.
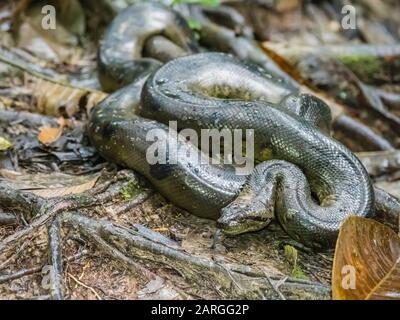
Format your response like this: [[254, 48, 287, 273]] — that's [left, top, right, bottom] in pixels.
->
[[89, 2, 375, 249]]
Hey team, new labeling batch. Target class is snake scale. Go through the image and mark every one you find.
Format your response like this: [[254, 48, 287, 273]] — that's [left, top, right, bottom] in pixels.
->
[[89, 2, 375, 249]]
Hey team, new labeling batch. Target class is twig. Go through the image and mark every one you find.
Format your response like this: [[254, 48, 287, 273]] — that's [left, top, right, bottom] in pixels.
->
[[0, 250, 88, 284], [0, 265, 42, 284], [89, 232, 157, 280], [0, 241, 29, 270], [264, 273, 286, 300], [67, 272, 102, 300]]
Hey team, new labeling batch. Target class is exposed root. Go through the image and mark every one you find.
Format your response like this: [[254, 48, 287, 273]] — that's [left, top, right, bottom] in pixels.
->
[[60, 212, 331, 299], [0, 212, 16, 225], [358, 150, 400, 177], [374, 187, 400, 232], [48, 217, 64, 300], [0, 170, 149, 254], [333, 114, 394, 151], [0, 251, 87, 284], [2, 169, 399, 299]]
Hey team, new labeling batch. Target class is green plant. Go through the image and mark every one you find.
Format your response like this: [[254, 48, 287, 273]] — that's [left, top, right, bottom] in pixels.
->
[[120, 179, 142, 201], [172, 0, 221, 7]]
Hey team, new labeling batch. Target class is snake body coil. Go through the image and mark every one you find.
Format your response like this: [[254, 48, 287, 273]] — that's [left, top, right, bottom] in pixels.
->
[[89, 2, 375, 248]]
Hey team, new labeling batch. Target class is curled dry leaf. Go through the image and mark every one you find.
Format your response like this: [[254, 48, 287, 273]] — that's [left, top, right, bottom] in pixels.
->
[[332, 216, 400, 300]]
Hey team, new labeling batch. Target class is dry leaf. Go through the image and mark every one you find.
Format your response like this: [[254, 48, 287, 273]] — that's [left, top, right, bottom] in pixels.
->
[[0, 172, 100, 198], [38, 126, 62, 145], [30, 176, 98, 198], [15, 0, 86, 62], [17, 20, 77, 62], [332, 216, 400, 300], [137, 277, 180, 300], [0, 169, 22, 179], [27, 76, 107, 117], [38, 117, 65, 145]]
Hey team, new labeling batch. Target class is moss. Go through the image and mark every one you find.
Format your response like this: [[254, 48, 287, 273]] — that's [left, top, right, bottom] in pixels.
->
[[337, 54, 382, 83], [172, 0, 220, 7], [120, 179, 142, 201], [284, 245, 298, 266], [291, 265, 309, 281], [283, 245, 310, 281], [255, 148, 274, 164]]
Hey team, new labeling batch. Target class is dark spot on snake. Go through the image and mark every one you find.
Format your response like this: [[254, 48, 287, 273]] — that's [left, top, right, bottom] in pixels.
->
[[101, 122, 117, 137], [150, 163, 175, 180]]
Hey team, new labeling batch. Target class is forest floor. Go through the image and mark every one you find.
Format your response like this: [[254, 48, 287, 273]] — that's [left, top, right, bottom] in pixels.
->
[[0, 0, 399, 300]]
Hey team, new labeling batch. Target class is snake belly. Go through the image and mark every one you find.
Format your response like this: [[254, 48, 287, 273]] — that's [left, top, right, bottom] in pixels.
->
[[89, 3, 375, 249]]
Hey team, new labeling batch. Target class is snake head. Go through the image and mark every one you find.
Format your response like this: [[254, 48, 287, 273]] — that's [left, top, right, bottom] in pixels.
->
[[217, 197, 274, 235]]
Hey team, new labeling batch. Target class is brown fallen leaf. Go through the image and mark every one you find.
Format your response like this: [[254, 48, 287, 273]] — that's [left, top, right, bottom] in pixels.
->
[[38, 117, 65, 145], [332, 216, 400, 300]]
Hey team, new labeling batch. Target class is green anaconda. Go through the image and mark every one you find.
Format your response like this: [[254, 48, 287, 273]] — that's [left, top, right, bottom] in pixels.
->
[[89, 2, 375, 249]]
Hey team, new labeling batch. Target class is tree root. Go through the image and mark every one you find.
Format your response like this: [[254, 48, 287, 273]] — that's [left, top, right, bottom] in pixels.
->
[[333, 114, 395, 151], [48, 217, 64, 300], [0, 169, 331, 299], [0, 170, 149, 254], [358, 150, 400, 177], [1, 169, 399, 299], [0, 251, 87, 284], [58, 212, 330, 299], [0, 212, 16, 225], [374, 187, 400, 232]]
